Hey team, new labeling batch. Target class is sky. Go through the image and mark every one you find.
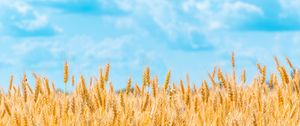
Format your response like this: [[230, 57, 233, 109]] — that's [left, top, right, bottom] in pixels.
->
[[1, 0, 300, 90]]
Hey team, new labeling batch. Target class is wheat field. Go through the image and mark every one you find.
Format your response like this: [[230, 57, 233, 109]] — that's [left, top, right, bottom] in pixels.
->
[[0, 54, 300, 126]]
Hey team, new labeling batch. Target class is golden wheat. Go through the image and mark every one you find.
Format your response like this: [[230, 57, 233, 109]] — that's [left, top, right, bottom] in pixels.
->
[[1, 56, 300, 125]]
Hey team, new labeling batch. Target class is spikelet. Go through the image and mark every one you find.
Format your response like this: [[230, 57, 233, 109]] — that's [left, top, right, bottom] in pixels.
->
[[241, 69, 246, 83], [33, 78, 41, 102], [14, 112, 20, 126], [22, 81, 27, 102], [109, 82, 114, 93], [12, 86, 17, 95], [25, 83, 33, 95], [99, 68, 105, 90], [4, 102, 11, 116], [217, 68, 221, 81], [120, 93, 125, 111], [289, 104, 298, 119], [51, 101, 56, 116], [277, 88, 283, 108], [44, 78, 51, 96], [80, 75, 94, 112], [201, 80, 209, 103], [286, 56, 294, 69], [269, 73, 274, 88], [21, 72, 27, 83], [194, 96, 199, 112], [104, 64, 110, 82], [218, 68, 227, 89], [151, 77, 158, 97], [71, 75, 75, 86], [260, 65, 266, 84], [273, 74, 278, 88], [252, 113, 258, 126], [279, 66, 289, 84], [134, 83, 141, 96], [227, 82, 234, 102], [0, 111, 5, 119], [95, 84, 102, 108], [101, 91, 107, 110], [9, 75, 13, 91], [163, 70, 171, 91], [93, 95, 100, 109], [23, 116, 28, 126], [211, 66, 217, 78], [256, 64, 263, 74], [141, 93, 149, 112], [218, 91, 223, 104], [233, 70, 237, 85], [208, 73, 217, 89], [126, 78, 132, 95], [180, 80, 185, 96], [143, 67, 150, 86], [112, 99, 118, 125], [274, 56, 280, 67], [51, 82, 55, 93], [293, 70, 300, 95], [64, 61, 69, 84], [185, 83, 191, 108], [186, 74, 191, 87], [89, 77, 93, 87], [86, 96, 95, 113], [257, 88, 262, 112], [63, 100, 69, 117], [141, 80, 146, 96], [231, 52, 235, 68]]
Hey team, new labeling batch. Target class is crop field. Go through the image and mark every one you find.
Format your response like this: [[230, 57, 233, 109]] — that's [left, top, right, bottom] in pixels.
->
[[0, 54, 300, 126]]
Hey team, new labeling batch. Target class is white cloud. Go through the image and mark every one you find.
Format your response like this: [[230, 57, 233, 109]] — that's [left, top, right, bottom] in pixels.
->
[[115, 17, 136, 29], [279, 0, 300, 18], [141, 1, 178, 37], [14, 1, 32, 15], [208, 21, 222, 30], [12, 39, 55, 55], [222, 1, 263, 16], [114, 0, 132, 12], [120, 0, 263, 51], [15, 12, 49, 31], [0, 1, 60, 37], [181, 0, 263, 30], [53, 25, 63, 33]]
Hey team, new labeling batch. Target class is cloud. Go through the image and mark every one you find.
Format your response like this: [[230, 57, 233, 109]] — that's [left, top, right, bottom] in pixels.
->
[[0, 1, 61, 37], [181, 1, 264, 29], [279, 0, 300, 16], [228, 0, 300, 31], [181, 0, 300, 31], [236, 0, 300, 31], [166, 31, 214, 52], [119, 0, 216, 52], [221, 1, 264, 19]]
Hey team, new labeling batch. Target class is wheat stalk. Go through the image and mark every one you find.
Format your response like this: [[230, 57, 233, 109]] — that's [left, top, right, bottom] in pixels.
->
[[286, 56, 294, 69], [164, 70, 171, 91]]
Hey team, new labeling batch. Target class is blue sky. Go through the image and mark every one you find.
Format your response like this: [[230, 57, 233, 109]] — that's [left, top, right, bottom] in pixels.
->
[[1, 0, 300, 90]]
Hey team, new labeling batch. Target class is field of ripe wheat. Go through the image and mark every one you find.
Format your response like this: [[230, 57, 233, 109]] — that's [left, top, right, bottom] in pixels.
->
[[0, 54, 300, 126]]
